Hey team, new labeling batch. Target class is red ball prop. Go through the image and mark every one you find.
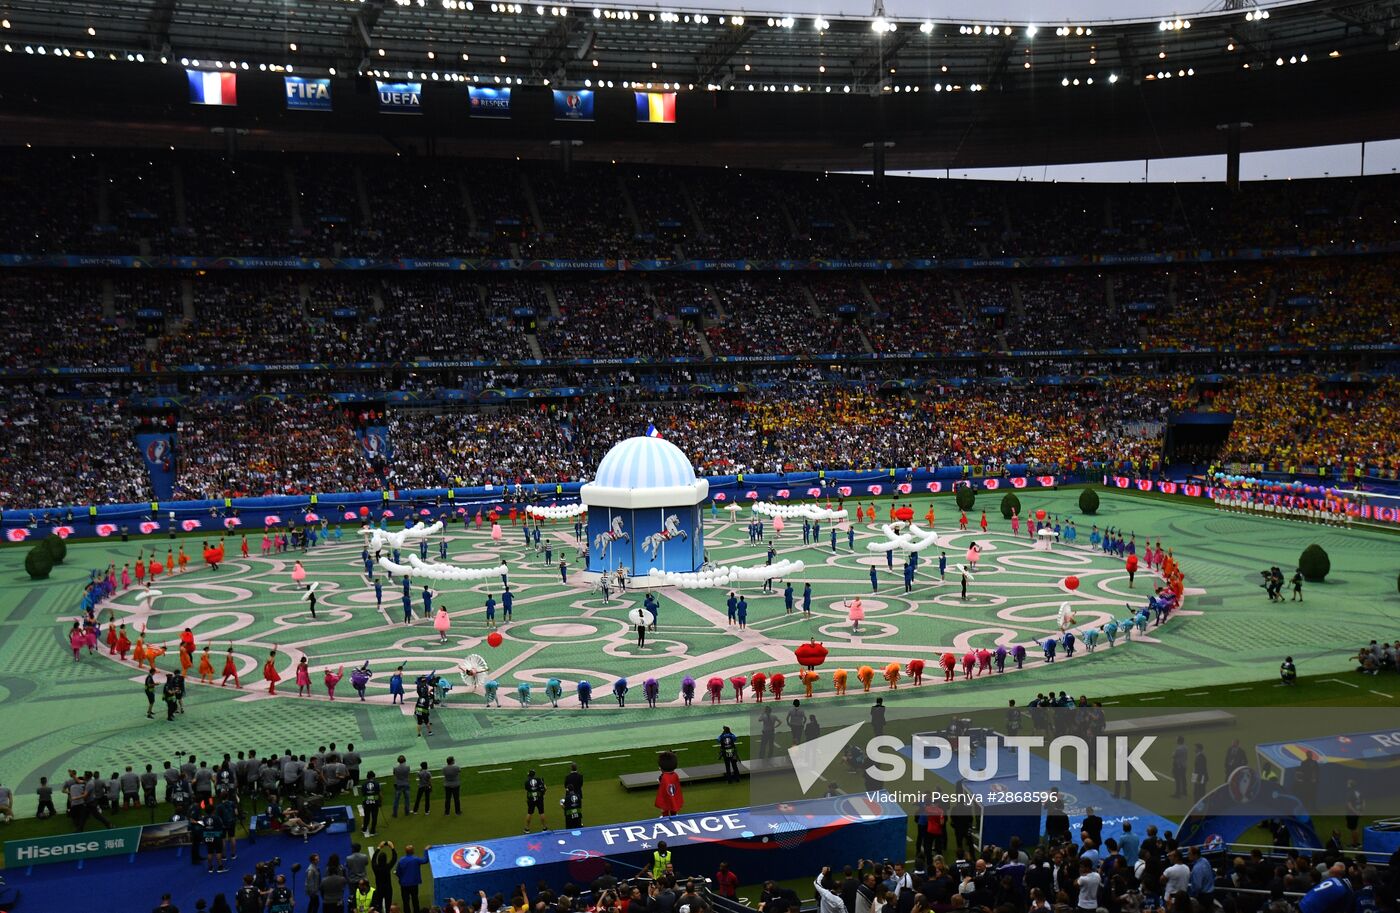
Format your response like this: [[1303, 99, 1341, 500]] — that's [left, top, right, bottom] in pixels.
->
[[486, 632, 504, 648], [1064, 576, 1080, 591], [358, 506, 369, 517], [894, 506, 915, 522], [1036, 509, 1047, 521], [1126, 555, 1139, 572]]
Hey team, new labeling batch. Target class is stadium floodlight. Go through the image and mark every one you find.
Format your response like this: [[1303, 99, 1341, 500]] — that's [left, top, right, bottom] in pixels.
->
[[918, 21, 932, 33], [1108, 72, 1118, 82], [1026, 24, 1037, 36]]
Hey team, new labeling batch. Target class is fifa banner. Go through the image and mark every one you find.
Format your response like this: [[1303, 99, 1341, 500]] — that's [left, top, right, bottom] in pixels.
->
[[357, 425, 392, 463], [376, 81, 423, 114], [186, 69, 237, 106], [468, 86, 512, 118], [136, 432, 177, 501], [285, 76, 332, 111], [634, 91, 676, 124], [552, 89, 594, 121]]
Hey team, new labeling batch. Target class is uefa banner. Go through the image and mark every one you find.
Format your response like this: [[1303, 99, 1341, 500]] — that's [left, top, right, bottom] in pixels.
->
[[468, 86, 511, 118], [285, 76, 332, 111], [552, 88, 594, 121], [376, 81, 423, 114], [357, 425, 392, 464], [135, 431, 177, 501], [429, 797, 905, 903]]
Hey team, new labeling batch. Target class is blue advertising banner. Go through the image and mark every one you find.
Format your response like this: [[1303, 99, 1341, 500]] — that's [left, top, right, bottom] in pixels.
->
[[376, 81, 423, 114], [284, 76, 332, 111], [428, 796, 906, 904], [135, 432, 177, 501], [552, 88, 594, 121], [468, 86, 512, 118], [357, 426, 392, 463]]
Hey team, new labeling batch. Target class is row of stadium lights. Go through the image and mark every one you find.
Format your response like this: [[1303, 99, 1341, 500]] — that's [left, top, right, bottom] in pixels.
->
[[0, 8, 1333, 91]]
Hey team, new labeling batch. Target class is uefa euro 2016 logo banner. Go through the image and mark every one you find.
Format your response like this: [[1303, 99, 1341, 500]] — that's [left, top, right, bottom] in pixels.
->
[[552, 89, 594, 121]]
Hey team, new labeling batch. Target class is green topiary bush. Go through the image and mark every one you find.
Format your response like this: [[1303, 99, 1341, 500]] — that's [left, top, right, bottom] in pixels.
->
[[955, 486, 976, 511], [1078, 488, 1100, 515], [25, 546, 53, 580], [1000, 492, 1022, 520], [41, 533, 67, 564], [1298, 544, 1330, 582]]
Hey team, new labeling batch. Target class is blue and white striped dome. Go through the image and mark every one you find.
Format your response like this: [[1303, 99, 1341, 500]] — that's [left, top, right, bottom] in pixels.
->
[[593, 436, 697, 490]]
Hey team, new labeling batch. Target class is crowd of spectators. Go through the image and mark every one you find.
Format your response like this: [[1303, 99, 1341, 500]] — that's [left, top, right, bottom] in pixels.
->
[[1205, 376, 1400, 476], [0, 275, 153, 371], [1009, 272, 1133, 351], [524, 164, 645, 259], [541, 277, 696, 358], [0, 386, 151, 507], [375, 276, 535, 363], [5, 148, 1400, 260], [0, 256, 1393, 371], [175, 397, 380, 498], [704, 277, 828, 355], [8, 366, 1400, 507]]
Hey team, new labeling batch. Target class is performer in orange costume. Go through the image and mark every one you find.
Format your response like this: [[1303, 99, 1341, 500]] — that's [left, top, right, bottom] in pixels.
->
[[198, 645, 215, 684]]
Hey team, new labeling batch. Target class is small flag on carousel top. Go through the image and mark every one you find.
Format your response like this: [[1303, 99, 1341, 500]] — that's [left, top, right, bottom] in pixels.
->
[[645, 422, 662, 439]]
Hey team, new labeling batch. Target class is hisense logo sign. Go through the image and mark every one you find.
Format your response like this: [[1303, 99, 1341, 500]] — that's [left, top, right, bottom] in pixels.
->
[[3, 826, 142, 867], [15, 839, 101, 860]]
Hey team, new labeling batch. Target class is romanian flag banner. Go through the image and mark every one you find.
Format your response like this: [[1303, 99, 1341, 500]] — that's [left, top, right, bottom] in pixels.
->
[[634, 91, 677, 124], [187, 70, 237, 106]]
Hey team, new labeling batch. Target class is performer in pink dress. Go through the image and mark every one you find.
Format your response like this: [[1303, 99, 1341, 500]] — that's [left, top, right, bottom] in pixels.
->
[[846, 597, 865, 632], [324, 665, 344, 700], [295, 656, 312, 697]]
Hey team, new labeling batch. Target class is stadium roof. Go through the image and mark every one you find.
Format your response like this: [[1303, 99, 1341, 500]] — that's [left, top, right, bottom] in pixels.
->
[[1, 0, 1398, 169]]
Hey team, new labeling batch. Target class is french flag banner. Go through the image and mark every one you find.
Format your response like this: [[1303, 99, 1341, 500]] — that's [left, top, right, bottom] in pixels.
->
[[188, 70, 237, 106]]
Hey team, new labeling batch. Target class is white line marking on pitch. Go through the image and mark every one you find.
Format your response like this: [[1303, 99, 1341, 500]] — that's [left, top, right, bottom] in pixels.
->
[[598, 754, 630, 760], [1326, 678, 1360, 688], [1140, 696, 1164, 701], [539, 760, 573, 767], [477, 767, 512, 773], [1369, 690, 1392, 699], [1229, 687, 1252, 692], [1185, 692, 1208, 696]]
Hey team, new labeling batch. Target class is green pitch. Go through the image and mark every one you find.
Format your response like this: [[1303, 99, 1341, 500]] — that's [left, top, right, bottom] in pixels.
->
[[1, 488, 1397, 816]]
